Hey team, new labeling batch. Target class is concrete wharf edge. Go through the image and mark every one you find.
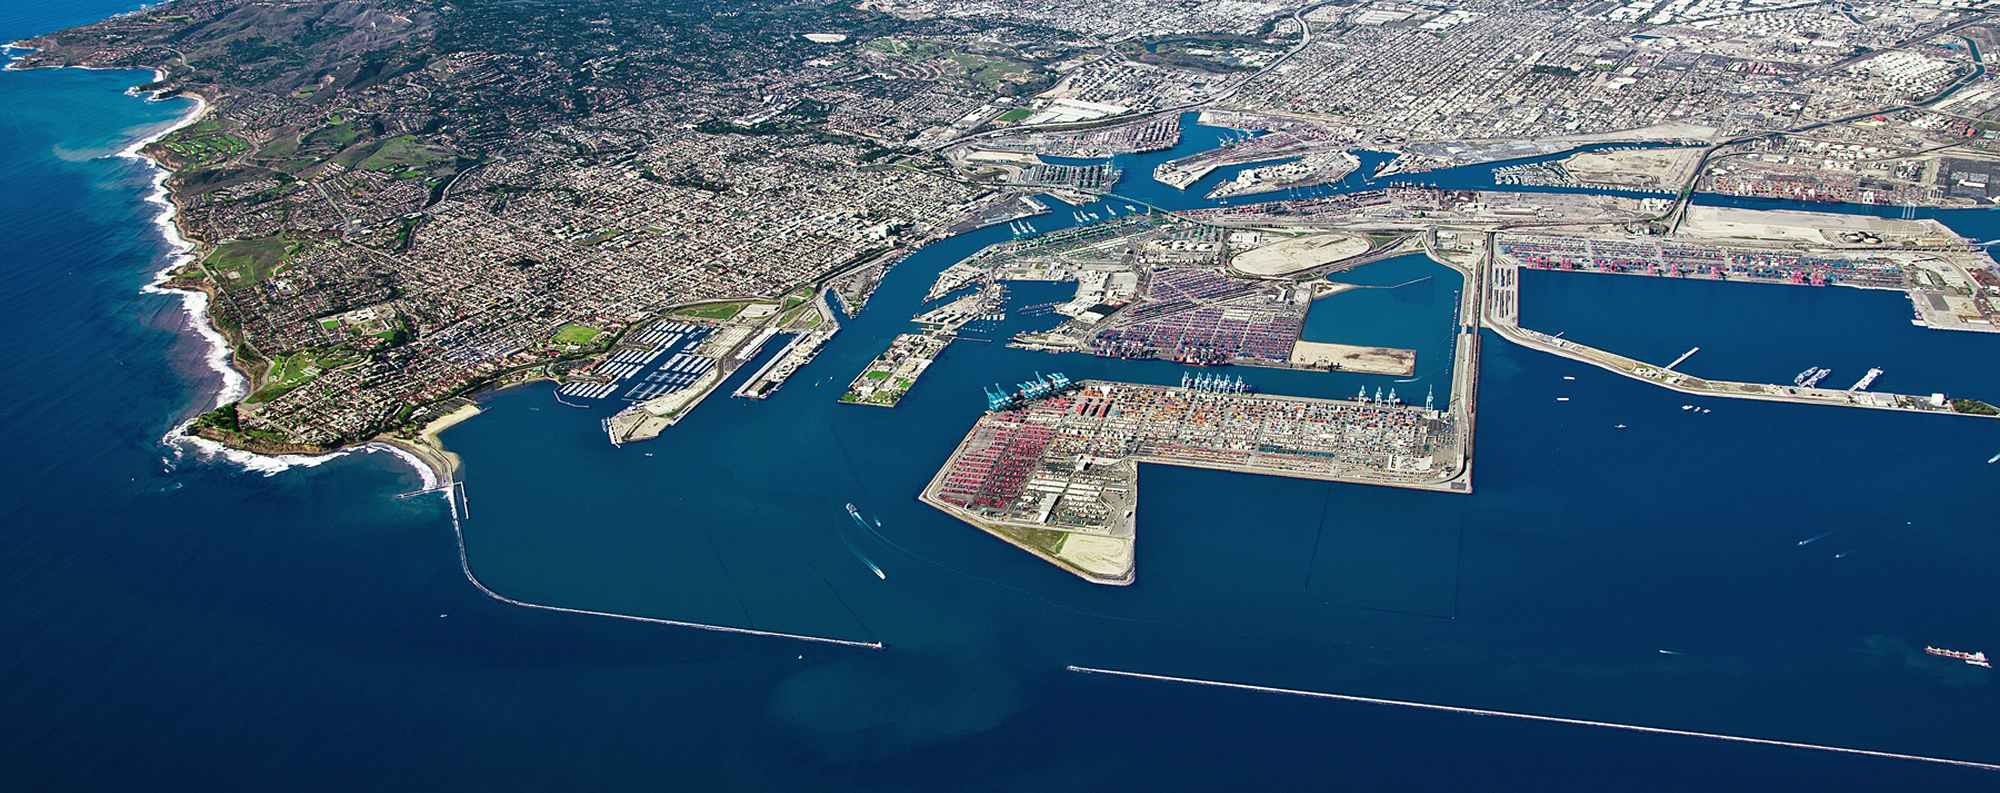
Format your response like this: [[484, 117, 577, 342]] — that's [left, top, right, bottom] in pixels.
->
[[1478, 247, 1998, 419]]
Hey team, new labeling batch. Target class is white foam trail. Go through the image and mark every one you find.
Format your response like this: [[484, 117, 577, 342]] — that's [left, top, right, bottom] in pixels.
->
[[1987, 452, 1999, 464], [90, 69, 383, 483], [1798, 531, 1834, 546], [1067, 666, 2000, 771], [841, 512, 886, 579], [163, 431, 440, 488], [123, 90, 241, 404], [372, 443, 442, 492]]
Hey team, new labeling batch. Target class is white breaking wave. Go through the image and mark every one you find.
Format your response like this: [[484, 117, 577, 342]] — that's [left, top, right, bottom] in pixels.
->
[[100, 74, 432, 483], [121, 86, 238, 405], [165, 432, 438, 490]]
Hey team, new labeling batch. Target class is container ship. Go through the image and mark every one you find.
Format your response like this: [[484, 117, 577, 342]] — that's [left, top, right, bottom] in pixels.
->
[[984, 372, 1075, 411], [1925, 646, 1992, 668]]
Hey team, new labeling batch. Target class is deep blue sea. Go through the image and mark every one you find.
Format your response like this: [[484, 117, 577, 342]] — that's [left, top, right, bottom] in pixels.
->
[[3, 4, 1999, 789]]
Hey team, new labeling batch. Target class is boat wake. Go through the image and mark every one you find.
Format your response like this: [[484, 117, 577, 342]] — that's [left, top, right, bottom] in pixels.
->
[[840, 504, 887, 579]]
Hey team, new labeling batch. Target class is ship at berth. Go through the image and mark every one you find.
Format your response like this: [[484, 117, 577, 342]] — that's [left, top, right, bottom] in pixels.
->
[[985, 372, 1075, 412]]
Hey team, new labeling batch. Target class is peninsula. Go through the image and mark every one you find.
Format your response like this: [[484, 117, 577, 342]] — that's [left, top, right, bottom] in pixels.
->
[[15, 0, 2000, 491]]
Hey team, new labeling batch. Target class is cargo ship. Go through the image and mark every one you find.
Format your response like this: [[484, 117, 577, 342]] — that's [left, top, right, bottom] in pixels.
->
[[984, 371, 1075, 411], [1926, 646, 1992, 668]]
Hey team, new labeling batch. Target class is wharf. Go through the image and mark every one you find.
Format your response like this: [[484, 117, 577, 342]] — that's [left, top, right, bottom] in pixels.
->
[[840, 331, 953, 408], [735, 291, 842, 400], [921, 378, 1470, 585], [1482, 255, 1999, 418], [841, 285, 1002, 408]]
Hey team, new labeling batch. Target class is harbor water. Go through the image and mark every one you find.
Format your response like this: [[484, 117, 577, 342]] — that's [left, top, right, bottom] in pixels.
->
[[2, 4, 1997, 787]]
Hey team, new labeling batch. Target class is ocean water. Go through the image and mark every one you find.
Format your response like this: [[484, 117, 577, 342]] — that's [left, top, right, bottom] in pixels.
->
[[3, 6, 1998, 789]]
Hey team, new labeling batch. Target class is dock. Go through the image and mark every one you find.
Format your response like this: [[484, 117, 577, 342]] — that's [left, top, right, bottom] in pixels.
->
[[840, 331, 954, 407], [920, 379, 1469, 585], [840, 284, 1004, 408], [1482, 252, 1996, 418], [734, 291, 842, 400]]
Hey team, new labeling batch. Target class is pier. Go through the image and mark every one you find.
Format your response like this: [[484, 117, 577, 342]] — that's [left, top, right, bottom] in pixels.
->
[[1664, 347, 1699, 371], [841, 284, 1005, 408], [1482, 255, 1996, 417], [840, 331, 954, 407], [735, 291, 842, 400], [921, 379, 1470, 584]]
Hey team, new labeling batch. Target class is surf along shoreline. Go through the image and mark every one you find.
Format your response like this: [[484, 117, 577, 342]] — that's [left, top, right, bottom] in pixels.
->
[[4, 44, 469, 486]]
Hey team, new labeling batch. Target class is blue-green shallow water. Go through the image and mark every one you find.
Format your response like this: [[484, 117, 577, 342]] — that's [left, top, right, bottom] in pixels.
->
[[3, 5, 1998, 786]]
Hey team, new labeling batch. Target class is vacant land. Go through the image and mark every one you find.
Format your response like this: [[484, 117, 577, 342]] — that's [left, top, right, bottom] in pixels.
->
[[551, 324, 603, 345], [206, 234, 300, 287], [1289, 341, 1417, 376], [359, 135, 452, 177], [1232, 233, 1371, 276], [670, 301, 749, 320]]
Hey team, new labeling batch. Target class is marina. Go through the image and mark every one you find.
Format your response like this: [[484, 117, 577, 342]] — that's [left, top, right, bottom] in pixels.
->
[[555, 322, 711, 402]]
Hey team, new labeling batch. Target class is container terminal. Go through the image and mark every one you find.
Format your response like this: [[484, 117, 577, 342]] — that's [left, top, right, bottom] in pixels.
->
[[921, 377, 1468, 584]]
